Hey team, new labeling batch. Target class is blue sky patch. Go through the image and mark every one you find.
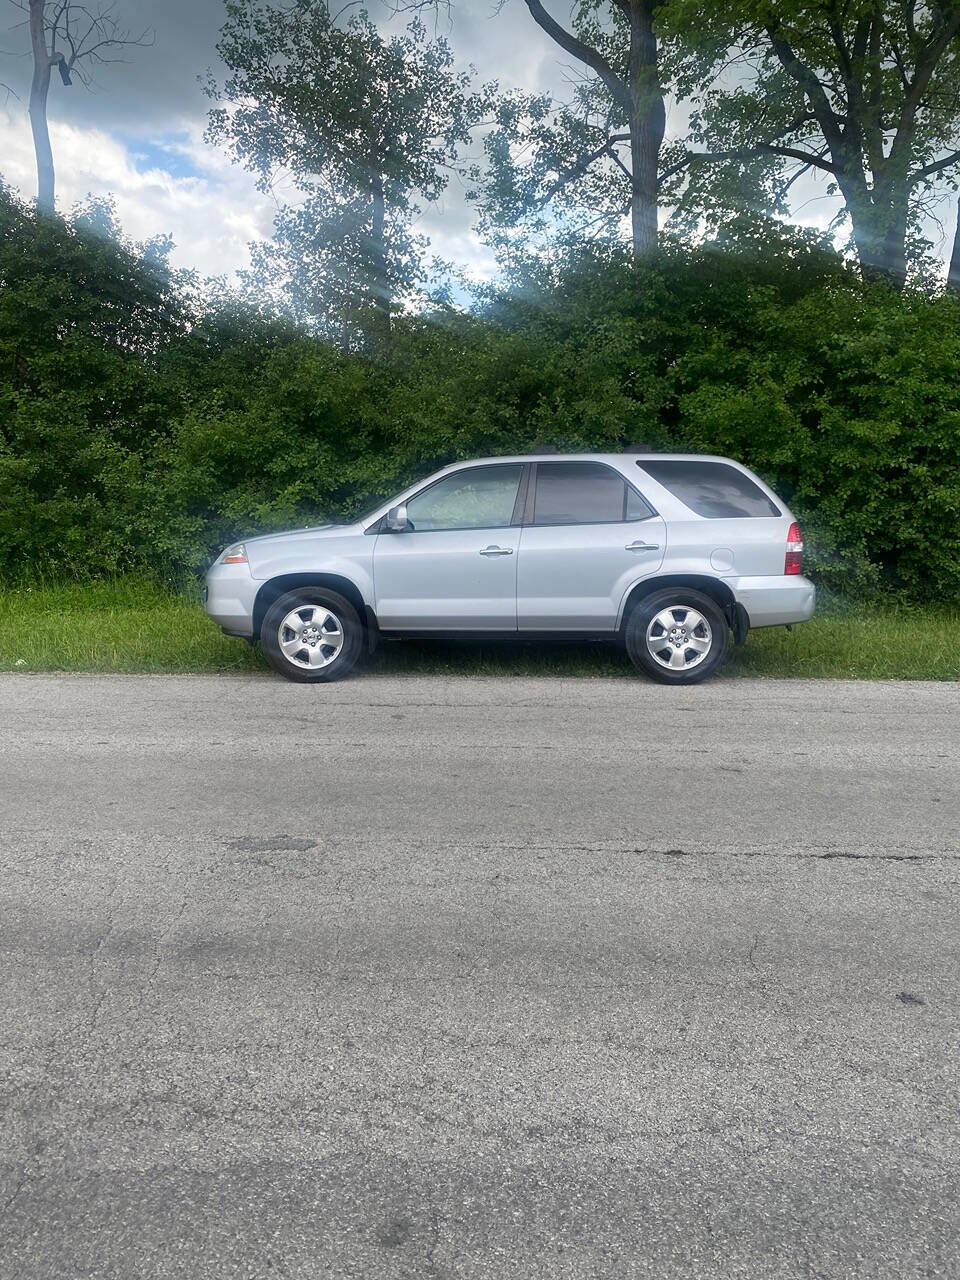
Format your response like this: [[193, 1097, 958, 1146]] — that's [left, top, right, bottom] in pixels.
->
[[122, 133, 203, 180]]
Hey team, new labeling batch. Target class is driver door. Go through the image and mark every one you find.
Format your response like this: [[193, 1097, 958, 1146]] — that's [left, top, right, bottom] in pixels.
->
[[373, 464, 525, 630]]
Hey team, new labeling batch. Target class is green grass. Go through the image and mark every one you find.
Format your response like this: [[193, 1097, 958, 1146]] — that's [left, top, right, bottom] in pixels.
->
[[0, 578, 957, 680]]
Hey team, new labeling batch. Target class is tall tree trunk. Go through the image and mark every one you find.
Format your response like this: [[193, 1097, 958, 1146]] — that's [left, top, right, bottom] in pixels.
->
[[626, 1, 665, 257], [854, 155, 911, 289], [831, 155, 909, 289], [847, 197, 909, 288], [369, 172, 390, 333], [28, 0, 55, 212], [948, 196, 960, 295], [521, 0, 666, 258]]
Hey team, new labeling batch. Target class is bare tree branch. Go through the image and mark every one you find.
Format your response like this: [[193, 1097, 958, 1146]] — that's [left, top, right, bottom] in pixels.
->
[[765, 26, 846, 153], [521, 0, 632, 118], [912, 148, 960, 180], [16, 0, 153, 209], [659, 143, 840, 190], [534, 134, 631, 207], [773, 146, 832, 201]]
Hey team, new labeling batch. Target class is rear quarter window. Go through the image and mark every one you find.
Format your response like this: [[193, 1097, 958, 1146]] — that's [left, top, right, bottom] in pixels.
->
[[638, 461, 781, 518]]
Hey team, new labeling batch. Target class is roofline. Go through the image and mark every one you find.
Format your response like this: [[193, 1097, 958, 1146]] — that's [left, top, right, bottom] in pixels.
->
[[425, 451, 740, 467], [358, 451, 754, 531]]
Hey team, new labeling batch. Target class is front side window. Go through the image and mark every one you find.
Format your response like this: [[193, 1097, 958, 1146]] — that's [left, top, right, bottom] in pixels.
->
[[532, 462, 653, 525], [638, 460, 781, 518], [405, 465, 523, 532]]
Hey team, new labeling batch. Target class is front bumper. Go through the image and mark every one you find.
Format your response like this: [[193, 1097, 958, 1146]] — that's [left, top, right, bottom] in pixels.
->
[[731, 575, 816, 629], [204, 562, 259, 638]]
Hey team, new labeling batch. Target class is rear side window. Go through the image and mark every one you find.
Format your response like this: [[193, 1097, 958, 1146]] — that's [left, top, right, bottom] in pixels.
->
[[638, 460, 781, 518], [533, 462, 654, 525]]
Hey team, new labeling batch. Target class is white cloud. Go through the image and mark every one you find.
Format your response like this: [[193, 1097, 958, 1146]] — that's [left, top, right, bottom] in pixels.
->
[[0, 107, 273, 279], [0, 100, 506, 285], [0, 0, 559, 284]]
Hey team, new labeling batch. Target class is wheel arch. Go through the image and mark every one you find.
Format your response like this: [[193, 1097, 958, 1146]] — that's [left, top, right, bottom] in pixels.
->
[[253, 573, 373, 647], [619, 574, 737, 631]]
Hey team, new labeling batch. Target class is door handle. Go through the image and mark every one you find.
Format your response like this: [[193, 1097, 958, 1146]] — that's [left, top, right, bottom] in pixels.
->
[[479, 545, 513, 556], [625, 541, 660, 552]]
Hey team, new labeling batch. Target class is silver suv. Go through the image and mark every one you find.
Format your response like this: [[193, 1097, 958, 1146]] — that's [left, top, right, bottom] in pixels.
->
[[204, 453, 815, 684]]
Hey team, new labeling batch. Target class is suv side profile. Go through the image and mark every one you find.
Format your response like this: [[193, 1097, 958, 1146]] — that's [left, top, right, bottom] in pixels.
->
[[204, 453, 815, 685]]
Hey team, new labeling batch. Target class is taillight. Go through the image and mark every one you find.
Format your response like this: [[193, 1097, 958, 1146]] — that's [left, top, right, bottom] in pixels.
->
[[784, 522, 803, 575]]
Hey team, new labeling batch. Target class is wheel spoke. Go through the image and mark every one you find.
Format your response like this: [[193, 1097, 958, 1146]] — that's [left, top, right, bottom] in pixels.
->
[[643, 599, 715, 672], [276, 602, 346, 670]]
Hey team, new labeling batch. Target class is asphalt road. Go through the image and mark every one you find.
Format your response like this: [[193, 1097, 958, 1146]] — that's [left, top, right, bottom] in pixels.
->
[[2, 673, 959, 1279]]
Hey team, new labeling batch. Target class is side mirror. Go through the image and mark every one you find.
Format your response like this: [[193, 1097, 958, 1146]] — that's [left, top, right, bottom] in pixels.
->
[[385, 503, 410, 532]]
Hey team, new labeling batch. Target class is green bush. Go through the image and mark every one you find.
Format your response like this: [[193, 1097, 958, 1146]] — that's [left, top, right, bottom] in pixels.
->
[[0, 193, 185, 576], [2, 191, 959, 602]]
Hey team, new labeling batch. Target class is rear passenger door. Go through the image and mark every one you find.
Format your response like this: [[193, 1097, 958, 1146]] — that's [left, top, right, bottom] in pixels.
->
[[517, 461, 665, 630]]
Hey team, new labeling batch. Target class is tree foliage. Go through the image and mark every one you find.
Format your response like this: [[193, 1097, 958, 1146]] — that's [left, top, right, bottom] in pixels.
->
[[206, 2, 491, 341], [3, 191, 959, 601], [661, 0, 960, 287]]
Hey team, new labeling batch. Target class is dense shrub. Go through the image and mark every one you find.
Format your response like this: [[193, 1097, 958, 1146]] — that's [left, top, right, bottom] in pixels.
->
[[0, 194, 185, 575], [2, 192, 959, 601]]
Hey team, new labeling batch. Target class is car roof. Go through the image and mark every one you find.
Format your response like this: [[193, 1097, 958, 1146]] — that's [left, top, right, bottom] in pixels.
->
[[438, 452, 740, 468]]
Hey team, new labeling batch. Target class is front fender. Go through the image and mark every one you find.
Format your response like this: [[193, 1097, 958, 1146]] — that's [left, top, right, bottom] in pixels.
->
[[248, 536, 376, 609]]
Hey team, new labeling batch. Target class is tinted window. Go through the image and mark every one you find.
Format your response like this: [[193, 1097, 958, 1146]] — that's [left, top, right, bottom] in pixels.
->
[[406, 465, 523, 531], [533, 462, 653, 525], [638, 460, 780, 518], [625, 484, 654, 521]]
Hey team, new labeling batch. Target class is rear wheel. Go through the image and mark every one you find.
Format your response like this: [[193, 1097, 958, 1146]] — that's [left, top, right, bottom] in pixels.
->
[[260, 588, 363, 683], [625, 589, 729, 684]]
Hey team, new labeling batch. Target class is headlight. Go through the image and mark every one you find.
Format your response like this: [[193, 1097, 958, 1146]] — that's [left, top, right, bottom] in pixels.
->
[[220, 543, 248, 565]]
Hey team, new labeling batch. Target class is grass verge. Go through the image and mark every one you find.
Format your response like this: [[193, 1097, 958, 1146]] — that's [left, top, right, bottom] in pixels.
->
[[0, 578, 957, 680]]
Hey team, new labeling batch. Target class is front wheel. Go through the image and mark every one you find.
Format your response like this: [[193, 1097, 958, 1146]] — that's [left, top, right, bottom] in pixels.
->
[[260, 588, 364, 683], [625, 589, 729, 684]]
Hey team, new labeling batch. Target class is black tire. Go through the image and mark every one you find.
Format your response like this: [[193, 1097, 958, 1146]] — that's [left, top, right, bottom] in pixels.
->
[[625, 588, 729, 685], [260, 588, 364, 683]]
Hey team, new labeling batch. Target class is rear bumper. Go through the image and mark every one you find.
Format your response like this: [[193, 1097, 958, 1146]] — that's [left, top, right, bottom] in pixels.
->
[[204, 562, 258, 638], [731, 575, 816, 628]]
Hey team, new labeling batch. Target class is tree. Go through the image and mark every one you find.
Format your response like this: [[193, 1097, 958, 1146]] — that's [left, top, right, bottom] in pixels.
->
[[663, 0, 960, 287], [478, 0, 669, 257], [206, 2, 492, 342], [950, 196, 960, 291], [14, 0, 152, 212]]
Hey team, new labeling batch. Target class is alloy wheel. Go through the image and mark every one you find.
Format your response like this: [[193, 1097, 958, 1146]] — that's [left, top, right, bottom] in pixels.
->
[[645, 605, 713, 672], [277, 605, 345, 670]]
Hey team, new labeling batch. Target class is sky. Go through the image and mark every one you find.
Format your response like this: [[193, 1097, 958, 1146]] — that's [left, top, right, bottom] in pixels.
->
[[0, 0, 565, 281], [1, 0, 957, 283]]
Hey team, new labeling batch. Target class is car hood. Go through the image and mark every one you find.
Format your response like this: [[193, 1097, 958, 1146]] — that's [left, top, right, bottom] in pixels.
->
[[243, 523, 357, 546]]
